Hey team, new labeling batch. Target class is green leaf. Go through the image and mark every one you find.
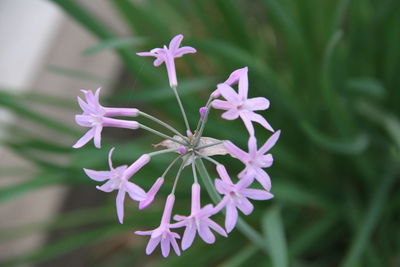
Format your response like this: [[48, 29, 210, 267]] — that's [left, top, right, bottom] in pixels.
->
[[346, 77, 386, 99], [46, 65, 107, 83], [262, 206, 288, 267]]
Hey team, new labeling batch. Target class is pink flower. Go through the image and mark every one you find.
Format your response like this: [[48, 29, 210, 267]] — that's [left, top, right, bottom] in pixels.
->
[[84, 148, 149, 223], [73, 88, 139, 148], [171, 184, 227, 250], [212, 68, 274, 135], [224, 130, 281, 190], [137, 34, 196, 88], [211, 66, 248, 98], [214, 165, 273, 233], [135, 195, 181, 257], [139, 177, 164, 210]]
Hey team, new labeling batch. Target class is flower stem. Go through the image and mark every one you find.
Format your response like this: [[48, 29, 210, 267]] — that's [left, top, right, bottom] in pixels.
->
[[148, 148, 179, 157], [194, 96, 213, 146], [172, 86, 191, 133], [138, 111, 187, 141], [191, 156, 198, 184], [139, 124, 186, 145], [171, 156, 190, 194], [196, 140, 225, 150], [162, 154, 184, 179], [195, 159, 270, 255], [196, 152, 221, 166]]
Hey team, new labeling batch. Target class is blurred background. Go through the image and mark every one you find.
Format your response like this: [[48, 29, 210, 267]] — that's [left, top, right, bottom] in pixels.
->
[[0, 0, 399, 266]]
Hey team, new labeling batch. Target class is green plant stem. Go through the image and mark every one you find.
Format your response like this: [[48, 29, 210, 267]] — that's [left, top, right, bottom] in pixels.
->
[[148, 148, 179, 157], [172, 86, 191, 133], [139, 124, 186, 145], [138, 111, 187, 141], [195, 159, 270, 255], [196, 140, 225, 150]]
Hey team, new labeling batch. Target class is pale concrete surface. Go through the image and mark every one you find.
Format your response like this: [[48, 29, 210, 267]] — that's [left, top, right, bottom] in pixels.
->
[[0, 0, 128, 263]]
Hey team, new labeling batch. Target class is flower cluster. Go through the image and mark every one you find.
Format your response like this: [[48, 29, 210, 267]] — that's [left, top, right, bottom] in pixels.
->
[[73, 34, 280, 257]]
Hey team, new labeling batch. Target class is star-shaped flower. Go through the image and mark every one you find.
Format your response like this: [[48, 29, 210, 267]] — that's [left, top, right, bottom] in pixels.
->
[[137, 34, 196, 88], [135, 195, 181, 257], [73, 88, 139, 148], [171, 183, 227, 250], [212, 67, 274, 135], [84, 148, 148, 223], [224, 130, 281, 190], [214, 165, 274, 233]]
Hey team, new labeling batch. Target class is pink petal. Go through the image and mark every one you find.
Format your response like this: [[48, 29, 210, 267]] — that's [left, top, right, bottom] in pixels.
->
[[96, 180, 114, 192], [164, 52, 178, 88], [116, 189, 126, 224], [236, 197, 253, 215], [136, 51, 156, 57], [174, 46, 196, 57], [83, 168, 111, 182], [170, 235, 181, 256], [218, 83, 240, 103], [247, 112, 274, 132], [139, 177, 164, 209], [238, 67, 249, 98], [213, 197, 228, 214], [216, 165, 233, 184], [161, 237, 171, 257], [182, 222, 196, 250], [246, 97, 270, 111], [125, 182, 146, 201], [169, 34, 183, 52], [75, 115, 93, 127], [248, 136, 258, 158], [173, 215, 187, 222], [236, 175, 254, 189], [241, 189, 274, 200], [94, 125, 103, 148], [224, 141, 249, 162], [255, 168, 272, 191], [146, 236, 161, 255], [124, 154, 151, 179], [198, 222, 215, 244], [259, 130, 281, 154], [161, 195, 175, 225], [204, 218, 227, 237], [134, 230, 153, 236], [212, 99, 232, 110], [72, 128, 95, 148], [222, 109, 240, 120], [77, 96, 94, 114], [153, 56, 165, 67], [225, 202, 238, 233], [259, 154, 273, 168], [239, 113, 255, 135], [223, 67, 247, 86]]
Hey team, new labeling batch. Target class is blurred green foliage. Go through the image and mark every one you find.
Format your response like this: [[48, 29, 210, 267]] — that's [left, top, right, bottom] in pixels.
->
[[1, 0, 400, 266]]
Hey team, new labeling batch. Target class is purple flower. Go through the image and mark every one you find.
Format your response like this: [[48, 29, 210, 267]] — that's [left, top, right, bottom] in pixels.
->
[[73, 88, 139, 149], [171, 184, 227, 250], [135, 195, 181, 257], [137, 34, 196, 88], [211, 66, 248, 98], [139, 177, 164, 210], [214, 165, 273, 233], [224, 130, 281, 190], [212, 68, 274, 135], [84, 148, 149, 223]]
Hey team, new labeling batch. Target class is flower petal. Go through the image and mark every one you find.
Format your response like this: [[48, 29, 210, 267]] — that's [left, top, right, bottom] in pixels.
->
[[239, 112, 255, 135], [198, 222, 215, 244], [96, 180, 114, 192], [236, 196, 253, 215], [224, 141, 249, 162], [169, 34, 183, 52], [259, 130, 281, 154], [241, 189, 274, 200], [204, 218, 227, 237], [248, 135, 258, 158], [218, 83, 240, 103], [72, 128, 95, 148], [238, 67, 248, 98], [225, 202, 238, 233], [174, 46, 196, 57], [216, 165, 233, 184], [247, 112, 274, 132], [125, 182, 147, 201], [212, 99, 232, 110], [222, 109, 240, 120], [135, 230, 153, 236], [137, 51, 156, 57], [246, 97, 270, 111], [161, 237, 171, 257], [93, 125, 103, 148], [170, 235, 181, 255], [182, 222, 197, 250], [116, 189, 126, 224], [224, 67, 247, 86], [83, 168, 111, 182], [255, 168, 272, 191], [146, 236, 161, 255]]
